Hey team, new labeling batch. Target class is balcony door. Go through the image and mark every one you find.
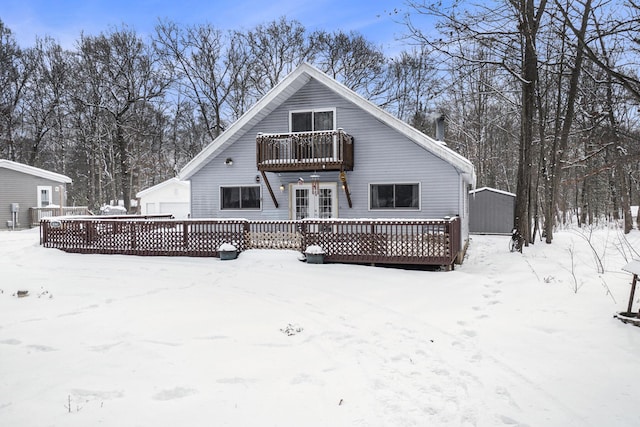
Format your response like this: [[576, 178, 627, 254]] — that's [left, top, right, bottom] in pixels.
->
[[290, 109, 337, 161], [290, 182, 337, 220]]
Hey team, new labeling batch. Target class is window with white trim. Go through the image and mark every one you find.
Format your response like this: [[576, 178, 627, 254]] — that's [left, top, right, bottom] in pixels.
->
[[37, 185, 52, 207], [370, 183, 420, 210], [290, 109, 335, 132], [220, 186, 261, 210]]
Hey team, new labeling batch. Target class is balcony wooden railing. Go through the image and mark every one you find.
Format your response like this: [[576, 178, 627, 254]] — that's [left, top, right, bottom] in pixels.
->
[[39, 217, 461, 268], [256, 129, 353, 172]]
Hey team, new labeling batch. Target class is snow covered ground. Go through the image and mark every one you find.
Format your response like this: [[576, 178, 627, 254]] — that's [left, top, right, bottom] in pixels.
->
[[1, 225, 639, 426]]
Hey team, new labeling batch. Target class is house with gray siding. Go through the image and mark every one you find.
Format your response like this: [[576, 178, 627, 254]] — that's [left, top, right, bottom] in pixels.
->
[[0, 159, 72, 229], [469, 187, 516, 234], [180, 63, 476, 251]]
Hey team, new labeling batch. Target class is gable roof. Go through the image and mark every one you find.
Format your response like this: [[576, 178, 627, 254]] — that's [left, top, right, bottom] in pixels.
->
[[179, 63, 476, 185], [469, 187, 516, 197], [0, 159, 72, 183], [136, 177, 190, 198]]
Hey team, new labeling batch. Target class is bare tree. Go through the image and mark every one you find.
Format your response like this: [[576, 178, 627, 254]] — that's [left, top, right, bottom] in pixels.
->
[[310, 29, 388, 100], [0, 21, 31, 162], [20, 37, 73, 169], [155, 21, 237, 142], [239, 17, 314, 96], [381, 46, 440, 126], [403, 0, 547, 247], [76, 27, 171, 212], [540, 0, 591, 243]]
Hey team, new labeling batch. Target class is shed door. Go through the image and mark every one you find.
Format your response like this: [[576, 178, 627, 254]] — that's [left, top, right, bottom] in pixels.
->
[[290, 183, 337, 219]]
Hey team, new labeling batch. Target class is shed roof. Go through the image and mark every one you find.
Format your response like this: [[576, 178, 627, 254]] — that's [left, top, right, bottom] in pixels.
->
[[0, 159, 72, 183], [179, 63, 476, 185], [469, 187, 516, 197]]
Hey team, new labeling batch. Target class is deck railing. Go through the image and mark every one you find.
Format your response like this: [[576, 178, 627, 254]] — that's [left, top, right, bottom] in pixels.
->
[[30, 206, 91, 226], [40, 216, 461, 267], [256, 129, 354, 172]]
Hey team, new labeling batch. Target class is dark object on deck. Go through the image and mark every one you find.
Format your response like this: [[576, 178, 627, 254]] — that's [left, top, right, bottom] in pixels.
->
[[615, 260, 640, 326]]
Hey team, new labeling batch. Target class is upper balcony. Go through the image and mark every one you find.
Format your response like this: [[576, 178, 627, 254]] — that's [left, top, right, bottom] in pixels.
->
[[256, 129, 353, 172]]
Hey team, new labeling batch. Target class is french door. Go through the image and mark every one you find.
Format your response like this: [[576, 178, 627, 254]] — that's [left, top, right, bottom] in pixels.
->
[[291, 183, 337, 220]]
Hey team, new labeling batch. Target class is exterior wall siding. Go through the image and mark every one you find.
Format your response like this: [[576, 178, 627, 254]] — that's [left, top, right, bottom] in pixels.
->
[[0, 168, 66, 229], [469, 189, 515, 234], [190, 78, 467, 230]]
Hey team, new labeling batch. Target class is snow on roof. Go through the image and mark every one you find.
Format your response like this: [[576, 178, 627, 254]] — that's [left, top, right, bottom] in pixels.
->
[[469, 187, 516, 197], [136, 177, 190, 198], [0, 159, 72, 183], [622, 260, 640, 276], [179, 63, 476, 185]]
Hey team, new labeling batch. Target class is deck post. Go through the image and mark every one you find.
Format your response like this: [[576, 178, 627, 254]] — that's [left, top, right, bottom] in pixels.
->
[[627, 274, 638, 314], [340, 171, 352, 208], [261, 170, 279, 208]]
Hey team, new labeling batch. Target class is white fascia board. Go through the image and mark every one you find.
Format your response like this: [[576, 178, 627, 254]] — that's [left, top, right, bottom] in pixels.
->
[[469, 187, 516, 197], [0, 159, 72, 183]]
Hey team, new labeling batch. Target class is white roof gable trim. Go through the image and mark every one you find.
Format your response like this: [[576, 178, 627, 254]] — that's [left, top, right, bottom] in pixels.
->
[[0, 159, 72, 183], [469, 187, 516, 197], [136, 177, 190, 198], [180, 63, 476, 185]]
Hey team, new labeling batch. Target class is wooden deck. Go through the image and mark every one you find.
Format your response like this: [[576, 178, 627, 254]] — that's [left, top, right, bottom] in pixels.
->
[[40, 217, 462, 268], [30, 206, 91, 227]]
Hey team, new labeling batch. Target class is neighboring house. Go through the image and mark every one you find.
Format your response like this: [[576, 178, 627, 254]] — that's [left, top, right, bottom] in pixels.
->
[[136, 178, 191, 219], [180, 63, 476, 252], [469, 187, 516, 234], [0, 159, 72, 229]]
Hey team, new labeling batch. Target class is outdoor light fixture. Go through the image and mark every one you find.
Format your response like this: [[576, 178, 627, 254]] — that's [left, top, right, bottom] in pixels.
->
[[310, 174, 320, 195], [279, 184, 285, 192], [255, 175, 260, 183], [224, 158, 233, 165]]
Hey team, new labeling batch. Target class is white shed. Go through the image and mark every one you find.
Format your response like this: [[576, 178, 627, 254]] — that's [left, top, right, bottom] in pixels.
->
[[136, 178, 190, 219]]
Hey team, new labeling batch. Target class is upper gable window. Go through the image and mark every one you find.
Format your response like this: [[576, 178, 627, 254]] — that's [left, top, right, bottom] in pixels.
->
[[290, 109, 335, 132]]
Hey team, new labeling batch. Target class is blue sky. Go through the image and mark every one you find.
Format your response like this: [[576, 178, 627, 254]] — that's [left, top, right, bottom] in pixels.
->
[[2, 0, 416, 53]]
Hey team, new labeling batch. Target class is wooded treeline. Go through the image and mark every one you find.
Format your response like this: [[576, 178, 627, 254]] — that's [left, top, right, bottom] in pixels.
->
[[1, 0, 639, 243], [405, 0, 640, 241]]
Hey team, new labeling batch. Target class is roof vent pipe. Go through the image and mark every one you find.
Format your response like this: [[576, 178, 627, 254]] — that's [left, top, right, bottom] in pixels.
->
[[435, 114, 445, 143]]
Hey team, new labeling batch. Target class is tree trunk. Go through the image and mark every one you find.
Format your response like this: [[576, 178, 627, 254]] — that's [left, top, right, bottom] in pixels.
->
[[116, 121, 131, 213], [543, 0, 591, 243]]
